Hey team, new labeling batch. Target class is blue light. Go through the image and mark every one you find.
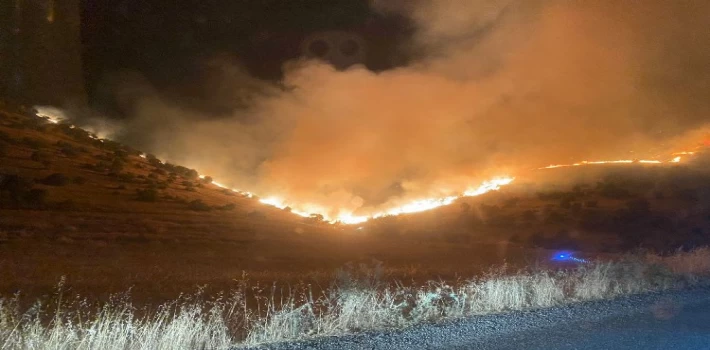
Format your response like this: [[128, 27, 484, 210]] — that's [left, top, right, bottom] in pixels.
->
[[551, 251, 588, 263]]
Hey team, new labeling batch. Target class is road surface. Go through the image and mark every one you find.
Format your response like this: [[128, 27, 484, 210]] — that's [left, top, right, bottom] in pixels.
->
[[247, 286, 710, 350], [472, 288, 710, 350]]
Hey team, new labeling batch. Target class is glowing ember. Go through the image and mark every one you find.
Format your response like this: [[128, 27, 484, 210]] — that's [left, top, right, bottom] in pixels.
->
[[259, 197, 288, 209], [539, 156, 686, 170], [34, 106, 66, 124], [378, 195, 460, 217]]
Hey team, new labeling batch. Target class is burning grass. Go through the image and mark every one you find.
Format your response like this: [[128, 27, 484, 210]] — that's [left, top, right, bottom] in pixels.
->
[[2, 248, 710, 349]]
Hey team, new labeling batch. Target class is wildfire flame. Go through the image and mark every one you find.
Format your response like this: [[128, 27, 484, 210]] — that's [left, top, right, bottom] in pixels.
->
[[26, 109, 705, 226], [200, 149, 700, 225], [540, 157, 682, 169], [200, 175, 515, 224]]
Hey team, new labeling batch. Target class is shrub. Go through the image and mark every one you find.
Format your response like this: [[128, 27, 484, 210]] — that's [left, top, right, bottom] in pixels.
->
[[86, 161, 108, 172], [71, 176, 87, 185], [56, 140, 79, 158], [0, 131, 16, 144], [559, 196, 573, 209], [186, 169, 199, 180], [626, 198, 650, 214], [598, 182, 631, 199], [220, 188, 234, 196], [0, 174, 33, 207], [109, 158, 125, 174], [248, 210, 265, 219], [217, 203, 236, 211], [60, 145, 79, 158], [201, 176, 213, 184], [113, 149, 129, 160], [146, 153, 162, 166], [30, 150, 51, 163], [502, 197, 519, 208], [544, 211, 567, 224], [21, 137, 46, 150], [309, 213, 325, 223], [118, 172, 136, 183], [537, 191, 574, 201], [24, 188, 47, 207], [136, 188, 158, 202], [188, 199, 211, 211], [521, 209, 536, 221], [40, 173, 68, 186]]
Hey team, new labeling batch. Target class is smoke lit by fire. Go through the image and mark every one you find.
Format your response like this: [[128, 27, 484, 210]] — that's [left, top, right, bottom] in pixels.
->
[[29, 107, 706, 225], [43, 1, 710, 225]]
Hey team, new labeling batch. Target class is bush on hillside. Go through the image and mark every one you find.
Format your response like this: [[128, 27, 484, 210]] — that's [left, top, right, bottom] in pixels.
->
[[39, 173, 68, 186], [625, 198, 650, 214], [136, 188, 158, 202], [30, 150, 51, 163], [21, 137, 46, 150], [0, 131, 16, 144], [536, 191, 575, 201], [185, 169, 199, 180], [598, 182, 632, 199], [146, 154, 162, 166], [109, 158, 125, 174], [0, 174, 46, 208], [72, 176, 87, 185], [24, 188, 47, 207], [118, 172, 136, 183], [188, 199, 211, 211], [217, 203, 236, 211], [502, 197, 519, 208]]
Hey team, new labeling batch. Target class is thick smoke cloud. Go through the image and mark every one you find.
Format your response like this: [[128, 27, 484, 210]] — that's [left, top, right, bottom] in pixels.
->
[[94, 0, 710, 219]]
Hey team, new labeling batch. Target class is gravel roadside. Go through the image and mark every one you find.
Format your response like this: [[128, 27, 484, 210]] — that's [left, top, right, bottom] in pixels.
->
[[239, 286, 710, 350]]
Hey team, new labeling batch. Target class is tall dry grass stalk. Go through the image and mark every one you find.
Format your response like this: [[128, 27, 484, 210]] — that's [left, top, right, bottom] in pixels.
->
[[2, 248, 709, 349]]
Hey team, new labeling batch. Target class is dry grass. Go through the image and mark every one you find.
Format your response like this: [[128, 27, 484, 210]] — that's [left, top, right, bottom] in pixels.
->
[[2, 248, 710, 349]]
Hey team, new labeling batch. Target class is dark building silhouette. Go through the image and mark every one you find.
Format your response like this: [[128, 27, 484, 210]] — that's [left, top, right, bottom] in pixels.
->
[[0, 0, 86, 107]]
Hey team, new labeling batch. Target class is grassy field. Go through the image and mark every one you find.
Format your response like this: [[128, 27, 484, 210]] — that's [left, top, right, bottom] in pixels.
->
[[1, 248, 709, 349]]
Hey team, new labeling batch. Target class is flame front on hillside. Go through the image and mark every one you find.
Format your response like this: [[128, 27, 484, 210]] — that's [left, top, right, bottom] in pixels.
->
[[26, 107, 705, 226], [201, 175, 515, 224]]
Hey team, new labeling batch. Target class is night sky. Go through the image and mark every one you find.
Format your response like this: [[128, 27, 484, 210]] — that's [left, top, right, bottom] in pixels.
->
[[80, 0, 414, 113]]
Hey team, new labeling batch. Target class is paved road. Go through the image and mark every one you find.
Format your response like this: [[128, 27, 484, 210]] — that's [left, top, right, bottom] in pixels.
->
[[476, 291, 710, 350], [248, 287, 710, 350]]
